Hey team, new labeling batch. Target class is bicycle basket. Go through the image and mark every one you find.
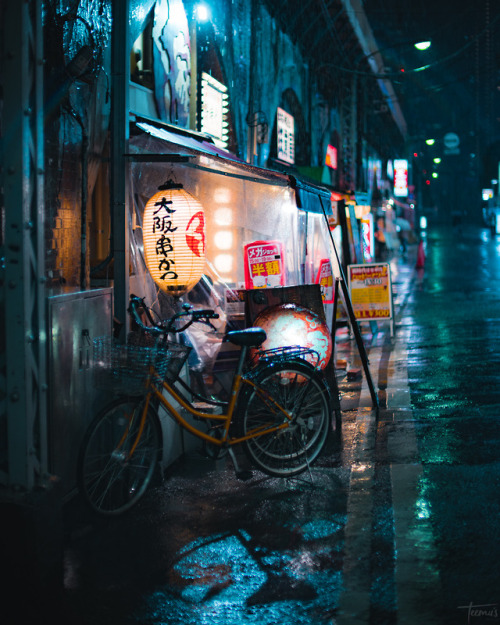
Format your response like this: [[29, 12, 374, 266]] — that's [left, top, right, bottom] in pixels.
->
[[92, 334, 191, 394]]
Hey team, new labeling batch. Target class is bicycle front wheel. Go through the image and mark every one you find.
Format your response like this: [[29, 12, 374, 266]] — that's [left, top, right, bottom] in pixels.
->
[[237, 361, 331, 477], [77, 396, 161, 516]]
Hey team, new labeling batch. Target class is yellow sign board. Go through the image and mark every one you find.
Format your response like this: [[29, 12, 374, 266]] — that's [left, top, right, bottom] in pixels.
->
[[347, 262, 393, 321]]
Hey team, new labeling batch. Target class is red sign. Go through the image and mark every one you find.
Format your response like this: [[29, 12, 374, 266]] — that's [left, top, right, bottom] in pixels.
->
[[325, 145, 338, 169], [394, 159, 408, 197], [244, 240, 285, 289], [315, 259, 334, 303]]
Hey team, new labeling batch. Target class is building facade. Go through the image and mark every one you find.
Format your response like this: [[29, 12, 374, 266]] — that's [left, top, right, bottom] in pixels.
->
[[0, 0, 407, 495]]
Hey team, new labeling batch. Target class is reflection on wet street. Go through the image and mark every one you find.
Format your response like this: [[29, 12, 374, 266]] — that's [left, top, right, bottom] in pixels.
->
[[60, 225, 500, 625]]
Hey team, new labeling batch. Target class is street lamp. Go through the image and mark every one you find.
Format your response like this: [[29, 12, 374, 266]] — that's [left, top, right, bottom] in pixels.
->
[[414, 41, 431, 51], [353, 39, 432, 77], [194, 3, 210, 22]]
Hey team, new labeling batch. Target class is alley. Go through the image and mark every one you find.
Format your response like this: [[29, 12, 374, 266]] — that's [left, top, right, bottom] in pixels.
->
[[49, 225, 500, 625]]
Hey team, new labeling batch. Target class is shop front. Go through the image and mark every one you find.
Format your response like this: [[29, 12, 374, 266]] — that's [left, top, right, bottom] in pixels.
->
[[119, 118, 342, 464]]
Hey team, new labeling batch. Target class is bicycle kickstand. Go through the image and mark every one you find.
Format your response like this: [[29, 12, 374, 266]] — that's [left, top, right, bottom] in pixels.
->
[[228, 448, 253, 481]]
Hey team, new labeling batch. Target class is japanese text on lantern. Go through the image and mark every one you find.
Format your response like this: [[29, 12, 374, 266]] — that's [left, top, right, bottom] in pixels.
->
[[244, 240, 285, 289], [153, 195, 178, 281]]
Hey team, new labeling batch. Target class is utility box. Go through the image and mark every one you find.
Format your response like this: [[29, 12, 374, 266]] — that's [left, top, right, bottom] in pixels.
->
[[47, 288, 112, 498]]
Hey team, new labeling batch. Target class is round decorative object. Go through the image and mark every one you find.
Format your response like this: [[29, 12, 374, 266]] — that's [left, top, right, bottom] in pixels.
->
[[143, 186, 206, 297], [250, 303, 333, 370]]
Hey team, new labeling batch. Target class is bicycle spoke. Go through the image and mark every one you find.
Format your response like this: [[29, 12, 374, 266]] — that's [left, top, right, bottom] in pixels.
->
[[238, 361, 330, 477], [78, 398, 161, 515]]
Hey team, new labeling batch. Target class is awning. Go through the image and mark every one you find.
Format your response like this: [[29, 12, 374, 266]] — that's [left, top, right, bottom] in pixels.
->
[[130, 117, 334, 212], [290, 175, 333, 215], [131, 117, 290, 187]]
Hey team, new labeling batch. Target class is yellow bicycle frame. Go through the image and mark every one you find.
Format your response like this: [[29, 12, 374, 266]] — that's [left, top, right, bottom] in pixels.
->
[[138, 365, 295, 449]]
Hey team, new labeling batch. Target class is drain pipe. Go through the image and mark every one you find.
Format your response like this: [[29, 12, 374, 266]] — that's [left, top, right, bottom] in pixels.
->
[[65, 105, 89, 289], [80, 127, 89, 289]]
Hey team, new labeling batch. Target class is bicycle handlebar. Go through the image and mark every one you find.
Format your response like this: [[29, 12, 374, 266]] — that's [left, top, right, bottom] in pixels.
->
[[128, 295, 220, 337]]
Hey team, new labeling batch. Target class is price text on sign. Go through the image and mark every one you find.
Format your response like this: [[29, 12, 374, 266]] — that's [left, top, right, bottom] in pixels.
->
[[347, 262, 393, 320], [243, 240, 285, 289]]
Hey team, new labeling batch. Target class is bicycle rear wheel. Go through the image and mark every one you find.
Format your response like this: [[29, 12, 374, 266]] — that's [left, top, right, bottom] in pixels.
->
[[237, 361, 331, 477], [77, 396, 161, 515]]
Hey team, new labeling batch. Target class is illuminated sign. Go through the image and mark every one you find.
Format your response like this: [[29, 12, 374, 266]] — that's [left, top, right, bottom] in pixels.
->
[[143, 187, 206, 296], [277, 107, 295, 164], [244, 240, 285, 289], [361, 213, 375, 262], [348, 263, 393, 321], [315, 259, 334, 304], [201, 72, 229, 148], [394, 159, 408, 197], [325, 145, 337, 169]]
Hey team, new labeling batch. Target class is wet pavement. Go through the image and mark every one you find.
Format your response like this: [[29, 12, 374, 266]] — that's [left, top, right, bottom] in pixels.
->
[[26, 225, 500, 624]]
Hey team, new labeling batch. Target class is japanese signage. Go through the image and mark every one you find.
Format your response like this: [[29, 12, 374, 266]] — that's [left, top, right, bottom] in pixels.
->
[[361, 213, 375, 263], [394, 159, 408, 197], [201, 72, 229, 148], [328, 197, 339, 229], [348, 263, 393, 320], [277, 107, 295, 164], [143, 188, 206, 296], [315, 259, 334, 304], [325, 144, 338, 169], [244, 240, 285, 289]]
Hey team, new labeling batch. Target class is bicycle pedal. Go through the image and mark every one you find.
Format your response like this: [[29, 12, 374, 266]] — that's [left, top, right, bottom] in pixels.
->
[[236, 469, 253, 481]]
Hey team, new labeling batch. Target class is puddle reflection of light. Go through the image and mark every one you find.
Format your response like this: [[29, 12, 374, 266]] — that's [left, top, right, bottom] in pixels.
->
[[174, 534, 266, 604], [416, 475, 433, 521], [298, 519, 343, 541], [134, 525, 343, 623], [416, 497, 432, 520], [352, 462, 370, 473]]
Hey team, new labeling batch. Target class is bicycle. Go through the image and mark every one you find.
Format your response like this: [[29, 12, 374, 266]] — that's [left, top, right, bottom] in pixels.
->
[[77, 295, 333, 516]]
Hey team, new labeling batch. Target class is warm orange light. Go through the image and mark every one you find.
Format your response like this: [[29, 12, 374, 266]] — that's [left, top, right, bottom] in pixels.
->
[[143, 185, 206, 297]]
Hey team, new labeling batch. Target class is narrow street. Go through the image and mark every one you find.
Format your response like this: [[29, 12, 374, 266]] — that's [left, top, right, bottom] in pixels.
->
[[48, 225, 500, 625]]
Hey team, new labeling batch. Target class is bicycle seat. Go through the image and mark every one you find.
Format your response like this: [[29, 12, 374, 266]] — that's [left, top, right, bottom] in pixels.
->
[[226, 327, 266, 347]]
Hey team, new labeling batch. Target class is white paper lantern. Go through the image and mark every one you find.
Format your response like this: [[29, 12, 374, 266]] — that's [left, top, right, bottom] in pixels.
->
[[143, 184, 206, 297]]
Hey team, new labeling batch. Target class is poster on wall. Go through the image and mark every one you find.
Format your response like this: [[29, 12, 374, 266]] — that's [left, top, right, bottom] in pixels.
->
[[348, 263, 393, 330], [244, 240, 285, 289], [315, 259, 334, 304]]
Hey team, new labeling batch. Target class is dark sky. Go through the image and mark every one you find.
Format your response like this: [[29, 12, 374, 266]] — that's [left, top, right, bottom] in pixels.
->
[[362, 0, 499, 145]]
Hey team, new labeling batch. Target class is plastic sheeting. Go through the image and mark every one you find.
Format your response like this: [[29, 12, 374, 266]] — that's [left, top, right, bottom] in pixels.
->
[[126, 122, 341, 371]]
